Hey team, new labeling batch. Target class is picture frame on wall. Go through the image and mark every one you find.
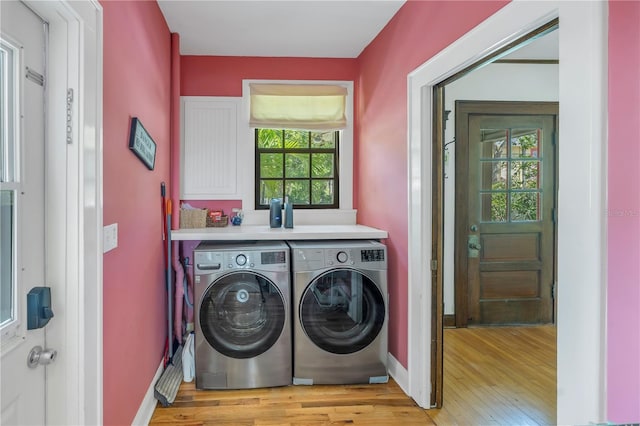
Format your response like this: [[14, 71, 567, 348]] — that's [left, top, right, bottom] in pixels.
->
[[128, 117, 156, 170]]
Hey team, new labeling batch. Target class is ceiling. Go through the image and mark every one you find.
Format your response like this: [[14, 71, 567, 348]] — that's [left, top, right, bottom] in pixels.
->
[[157, 0, 407, 58], [157, 0, 558, 60]]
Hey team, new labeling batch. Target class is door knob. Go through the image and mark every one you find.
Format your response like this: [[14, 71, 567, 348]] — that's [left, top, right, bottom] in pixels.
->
[[27, 346, 57, 369], [468, 235, 481, 257]]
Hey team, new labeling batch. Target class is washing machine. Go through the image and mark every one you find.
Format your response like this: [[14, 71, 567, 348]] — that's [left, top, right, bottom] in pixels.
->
[[193, 241, 291, 389], [288, 240, 388, 385]]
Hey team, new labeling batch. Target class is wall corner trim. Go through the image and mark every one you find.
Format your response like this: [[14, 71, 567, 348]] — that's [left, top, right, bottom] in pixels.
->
[[132, 359, 164, 426], [387, 352, 409, 396]]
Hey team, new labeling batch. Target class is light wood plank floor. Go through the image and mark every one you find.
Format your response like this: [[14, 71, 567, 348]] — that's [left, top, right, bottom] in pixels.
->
[[430, 325, 557, 425], [149, 325, 556, 425]]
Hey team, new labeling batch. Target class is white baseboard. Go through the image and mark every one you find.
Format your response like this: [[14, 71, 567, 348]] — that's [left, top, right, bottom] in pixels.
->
[[387, 352, 409, 396], [132, 359, 164, 426]]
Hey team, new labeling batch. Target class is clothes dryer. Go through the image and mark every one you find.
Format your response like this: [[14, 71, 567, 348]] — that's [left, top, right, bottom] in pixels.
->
[[193, 241, 291, 389], [288, 240, 388, 385]]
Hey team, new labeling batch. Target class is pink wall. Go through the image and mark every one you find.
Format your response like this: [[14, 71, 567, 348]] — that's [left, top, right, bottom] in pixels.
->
[[101, 1, 171, 424], [181, 56, 358, 97], [95, 1, 640, 422], [177, 56, 358, 215], [357, 0, 508, 366], [607, 1, 640, 422]]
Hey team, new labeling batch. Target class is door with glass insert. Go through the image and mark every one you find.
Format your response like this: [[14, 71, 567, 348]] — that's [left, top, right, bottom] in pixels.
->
[[1, 2, 48, 424], [299, 269, 385, 354], [455, 101, 557, 326]]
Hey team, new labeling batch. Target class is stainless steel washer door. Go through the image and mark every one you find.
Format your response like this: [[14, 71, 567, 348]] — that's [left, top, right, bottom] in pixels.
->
[[199, 272, 286, 359], [299, 269, 385, 355]]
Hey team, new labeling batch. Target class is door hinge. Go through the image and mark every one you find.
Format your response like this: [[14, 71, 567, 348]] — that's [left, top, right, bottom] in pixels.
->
[[431, 260, 438, 271], [66, 89, 73, 144], [551, 208, 557, 224], [552, 282, 556, 299]]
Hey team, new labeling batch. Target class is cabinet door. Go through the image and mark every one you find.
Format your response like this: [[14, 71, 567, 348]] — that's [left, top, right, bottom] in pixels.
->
[[181, 97, 241, 199]]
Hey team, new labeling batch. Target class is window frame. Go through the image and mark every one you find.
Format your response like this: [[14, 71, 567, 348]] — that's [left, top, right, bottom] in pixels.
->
[[254, 129, 340, 209], [0, 35, 21, 341], [241, 80, 355, 225]]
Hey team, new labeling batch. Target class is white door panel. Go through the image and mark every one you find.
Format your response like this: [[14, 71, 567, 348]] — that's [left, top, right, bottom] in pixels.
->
[[1, 1, 47, 424]]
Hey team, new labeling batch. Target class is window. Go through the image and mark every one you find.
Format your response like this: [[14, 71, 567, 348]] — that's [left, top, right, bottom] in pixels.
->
[[480, 128, 542, 222], [1, 38, 18, 331], [255, 129, 339, 209], [241, 80, 354, 221]]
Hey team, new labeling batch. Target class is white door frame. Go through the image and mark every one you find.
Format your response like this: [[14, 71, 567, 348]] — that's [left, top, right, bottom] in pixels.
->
[[407, 1, 607, 424], [24, 1, 103, 424]]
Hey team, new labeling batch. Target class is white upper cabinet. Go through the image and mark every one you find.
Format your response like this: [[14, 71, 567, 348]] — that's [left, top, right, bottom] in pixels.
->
[[180, 97, 241, 199]]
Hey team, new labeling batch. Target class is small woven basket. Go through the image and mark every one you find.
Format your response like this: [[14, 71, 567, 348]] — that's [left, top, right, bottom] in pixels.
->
[[179, 208, 207, 229], [207, 214, 228, 227]]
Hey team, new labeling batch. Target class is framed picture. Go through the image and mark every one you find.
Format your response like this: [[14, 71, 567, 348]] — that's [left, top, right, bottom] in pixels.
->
[[128, 117, 156, 170]]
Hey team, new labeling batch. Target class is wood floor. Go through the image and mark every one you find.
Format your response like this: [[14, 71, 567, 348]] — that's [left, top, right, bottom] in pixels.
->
[[149, 325, 556, 425], [430, 325, 556, 425]]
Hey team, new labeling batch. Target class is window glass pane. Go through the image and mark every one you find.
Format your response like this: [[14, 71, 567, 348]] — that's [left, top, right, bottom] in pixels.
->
[[511, 160, 541, 190], [284, 130, 309, 148], [312, 180, 334, 205], [260, 153, 283, 178], [259, 180, 283, 205], [1, 190, 14, 325], [0, 47, 5, 181], [481, 161, 507, 191], [285, 180, 310, 205], [256, 128, 338, 208], [511, 129, 540, 158], [480, 129, 508, 159], [311, 153, 334, 178], [285, 153, 309, 178], [310, 131, 336, 149], [256, 129, 283, 149], [511, 192, 541, 221], [1, 41, 17, 183], [481, 192, 507, 223]]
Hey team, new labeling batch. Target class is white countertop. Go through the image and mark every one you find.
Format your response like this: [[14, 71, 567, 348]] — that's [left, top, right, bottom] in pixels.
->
[[170, 224, 388, 241]]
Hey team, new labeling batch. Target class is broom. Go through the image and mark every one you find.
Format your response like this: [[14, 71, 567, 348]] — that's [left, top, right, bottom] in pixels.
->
[[154, 184, 182, 406]]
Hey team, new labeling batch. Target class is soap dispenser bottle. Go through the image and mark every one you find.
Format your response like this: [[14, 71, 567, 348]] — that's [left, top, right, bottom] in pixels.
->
[[283, 195, 294, 229], [269, 198, 282, 228]]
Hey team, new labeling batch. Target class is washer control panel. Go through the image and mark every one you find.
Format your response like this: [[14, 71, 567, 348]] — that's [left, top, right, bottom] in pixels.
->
[[194, 249, 288, 274]]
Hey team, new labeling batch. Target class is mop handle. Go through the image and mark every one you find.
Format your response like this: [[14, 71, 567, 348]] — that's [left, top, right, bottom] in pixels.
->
[[166, 199, 173, 359]]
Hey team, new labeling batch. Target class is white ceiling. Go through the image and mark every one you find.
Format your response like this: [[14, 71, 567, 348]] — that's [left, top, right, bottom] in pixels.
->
[[157, 0, 407, 58], [157, 1, 557, 60]]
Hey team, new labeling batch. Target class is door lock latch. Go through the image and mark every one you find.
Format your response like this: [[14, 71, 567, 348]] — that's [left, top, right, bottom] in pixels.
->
[[468, 235, 482, 258]]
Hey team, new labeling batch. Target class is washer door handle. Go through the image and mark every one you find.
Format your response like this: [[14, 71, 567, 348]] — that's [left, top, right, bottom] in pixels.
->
[[197, 263, 221, 270]]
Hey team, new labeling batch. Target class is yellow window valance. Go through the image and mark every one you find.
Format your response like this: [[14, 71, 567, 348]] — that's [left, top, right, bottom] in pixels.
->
[[249, 83, 347, 130]]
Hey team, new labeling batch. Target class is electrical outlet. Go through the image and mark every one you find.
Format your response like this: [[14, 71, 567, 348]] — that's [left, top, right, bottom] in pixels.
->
[[103, 223, 118, 253]]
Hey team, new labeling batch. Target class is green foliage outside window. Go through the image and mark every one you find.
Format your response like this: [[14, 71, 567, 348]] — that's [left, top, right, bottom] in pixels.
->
[[256, 129, 338, 208], [487, 132, 541, 222]]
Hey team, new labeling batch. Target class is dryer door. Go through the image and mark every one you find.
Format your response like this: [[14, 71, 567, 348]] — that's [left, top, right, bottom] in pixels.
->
[[300, 269, 385, 354], [199, 272, 286, 359]]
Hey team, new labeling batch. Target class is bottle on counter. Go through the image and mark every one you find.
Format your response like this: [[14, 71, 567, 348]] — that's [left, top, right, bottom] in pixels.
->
[[284, 195, 293, 229], [269, 198, 282, 228]]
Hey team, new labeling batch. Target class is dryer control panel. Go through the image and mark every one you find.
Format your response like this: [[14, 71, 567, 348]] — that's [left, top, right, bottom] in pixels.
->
[[194, 249, 288, 274], [292, 244, 387, 271]]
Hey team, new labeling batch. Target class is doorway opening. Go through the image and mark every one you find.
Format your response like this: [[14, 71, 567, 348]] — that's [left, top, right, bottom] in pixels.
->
[[407, 2, 607, 423], [430, 21, 559, 417]]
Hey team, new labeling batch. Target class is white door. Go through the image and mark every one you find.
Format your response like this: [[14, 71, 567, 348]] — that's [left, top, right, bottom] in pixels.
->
[[1, 1, 49, 424]]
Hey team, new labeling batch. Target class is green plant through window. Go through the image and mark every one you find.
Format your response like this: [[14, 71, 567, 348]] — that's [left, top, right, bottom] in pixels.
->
[[480, 129, 542, 222], [255, 129, 339, 209]]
